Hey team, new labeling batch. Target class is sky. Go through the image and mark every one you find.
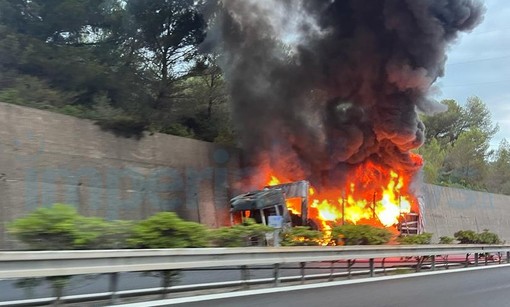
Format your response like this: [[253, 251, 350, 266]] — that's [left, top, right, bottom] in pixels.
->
[[436, 0, 510, 148]]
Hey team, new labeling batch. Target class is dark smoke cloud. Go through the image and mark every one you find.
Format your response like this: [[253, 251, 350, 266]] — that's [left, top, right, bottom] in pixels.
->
[[206, 0, 485, 189]]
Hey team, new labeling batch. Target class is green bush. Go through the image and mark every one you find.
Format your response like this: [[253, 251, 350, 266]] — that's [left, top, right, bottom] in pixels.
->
[[281, 226, 322, 246], [96, 116, 148, 139], [453, 230, 478, 244], [454, 229, 501, 244], [0, 74, 76, 109], [128, 212, 208, 248], [331, 224, 392, 245], [439, 236, 456, 244], [7, 204, 131, 302], [128, 212, 209, 298], [159, 123, 196, 138], [209, 219, 272, 247], [93, 220, 134, 249], [8, 204, 118, 250], [397, 233, 433, 245], [476, 229, 502, 244]]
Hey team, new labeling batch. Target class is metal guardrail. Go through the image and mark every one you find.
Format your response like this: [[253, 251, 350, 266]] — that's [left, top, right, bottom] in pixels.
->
[[1, 245, 510, 306], [0, 267, 407, 307], [1, 245, 510, 279]]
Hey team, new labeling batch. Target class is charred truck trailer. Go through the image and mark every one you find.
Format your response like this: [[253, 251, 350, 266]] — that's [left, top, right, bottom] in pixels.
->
[[229, 180, 420, 235]]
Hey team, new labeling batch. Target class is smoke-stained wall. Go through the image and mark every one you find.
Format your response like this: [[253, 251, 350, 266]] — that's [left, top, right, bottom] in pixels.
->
[[0, 102, 240, 249], [421, 184, 510, 242]]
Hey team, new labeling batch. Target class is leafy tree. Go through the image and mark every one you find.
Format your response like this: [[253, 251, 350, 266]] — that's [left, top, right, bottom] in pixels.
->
[[486, 139, 510, 195], [0, 1, 124, 97], [0, 0, 235, 141], [0, 0, 112, 43], [420, 97, 499, 190], [422, 97, 498, 149], [442, 129, 490, 189], [463, 96, 499, 142], [168, 59, 234, 143], [280, 226, 322, 246], [331, 224, 392, 245], [422, 99, 464, 147], [397, 233, 433, 245], [123, 0, 206, 115], [417, 137, 447, 184]]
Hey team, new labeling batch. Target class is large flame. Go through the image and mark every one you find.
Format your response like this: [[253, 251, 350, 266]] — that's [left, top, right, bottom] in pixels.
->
[[265, 156, 421, 231]]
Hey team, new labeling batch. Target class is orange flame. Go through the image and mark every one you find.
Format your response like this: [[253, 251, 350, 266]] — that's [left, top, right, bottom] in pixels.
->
[[265, 159, 420, 230]]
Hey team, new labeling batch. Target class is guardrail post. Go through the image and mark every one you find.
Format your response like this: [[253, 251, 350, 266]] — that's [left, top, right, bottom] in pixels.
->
[[300, 262, 306, 284], [498, 252, 502, 264], [369, 258, 375, 277], [431, 255, 436, 271], [416, 256, 423, 272], [329, 261, 335, 281], [109, 272, 119, 304], [507, 251, 510, 263], [347, 259, 353, 279], [475, 253, 479, 266], [241, 265, 250, 289], [273, 263, 280, 286]]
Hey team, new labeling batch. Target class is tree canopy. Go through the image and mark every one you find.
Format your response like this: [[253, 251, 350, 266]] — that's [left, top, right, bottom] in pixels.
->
[[0, 0, 233, 142], [419, 96, 509, 194]]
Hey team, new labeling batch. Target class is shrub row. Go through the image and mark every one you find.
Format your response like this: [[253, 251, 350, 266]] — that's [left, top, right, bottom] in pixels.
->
[[8, 204, 503, 250]]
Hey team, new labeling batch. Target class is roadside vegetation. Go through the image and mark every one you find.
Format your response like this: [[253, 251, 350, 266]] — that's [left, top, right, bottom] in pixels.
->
[[0, 0, 234, 143], [331, 224, 393, 246], [418, 98, 510, 194], [397, 233, 433, 245], [8, 204, 504, 249], [7, 204, 505, 301]]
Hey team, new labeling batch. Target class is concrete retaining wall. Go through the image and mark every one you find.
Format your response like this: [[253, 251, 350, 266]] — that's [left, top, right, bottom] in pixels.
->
[[0, 102, 240, 249], [421, 184, 510, 242], [1, 102, 510, 248]]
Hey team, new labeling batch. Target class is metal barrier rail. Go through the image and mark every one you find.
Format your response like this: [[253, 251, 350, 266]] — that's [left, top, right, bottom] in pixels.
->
[[1, 244, 510, 279], [1, 245, 510, 306]]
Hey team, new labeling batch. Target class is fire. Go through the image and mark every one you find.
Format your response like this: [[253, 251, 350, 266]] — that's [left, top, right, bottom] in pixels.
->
[[265, 159, 420, 230]]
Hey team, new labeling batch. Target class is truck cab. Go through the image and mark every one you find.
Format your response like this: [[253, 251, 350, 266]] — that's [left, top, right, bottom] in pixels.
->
[[230, 188, 291, 227], [229, 180, 311, 228]]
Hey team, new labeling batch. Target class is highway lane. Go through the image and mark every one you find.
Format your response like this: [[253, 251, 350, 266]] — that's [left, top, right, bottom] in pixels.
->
[[171, 265, 510, 307], [0, 261, 379, 302], [0, 257, 479, 303]]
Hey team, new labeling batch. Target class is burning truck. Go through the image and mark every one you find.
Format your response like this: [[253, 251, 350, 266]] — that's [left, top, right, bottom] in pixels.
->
[[230, 170, 421, 236], [230, 180, 313, 229], [212, 0, 484, 237]]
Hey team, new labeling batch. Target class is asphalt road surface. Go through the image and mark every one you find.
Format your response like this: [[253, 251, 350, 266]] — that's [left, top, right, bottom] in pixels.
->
[[176, 265, 510, 307]]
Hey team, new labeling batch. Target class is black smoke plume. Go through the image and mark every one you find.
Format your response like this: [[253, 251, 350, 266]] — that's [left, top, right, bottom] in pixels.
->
[[205, 0, 485, 189]]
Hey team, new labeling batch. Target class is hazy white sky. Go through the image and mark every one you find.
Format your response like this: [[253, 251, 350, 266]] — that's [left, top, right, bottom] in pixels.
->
[[436, 0, 510, 148]]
